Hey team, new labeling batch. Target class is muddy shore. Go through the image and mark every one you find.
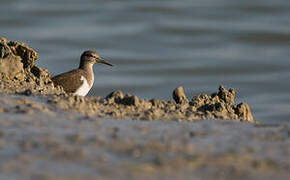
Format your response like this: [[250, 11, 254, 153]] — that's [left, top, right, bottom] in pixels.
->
[[0, 38, 289, 179], [0, 37, 253, 122], [0, 94, 289, 180]]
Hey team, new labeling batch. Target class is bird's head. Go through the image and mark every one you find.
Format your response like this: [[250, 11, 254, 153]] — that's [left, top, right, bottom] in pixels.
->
[[80, 50, 113, 67]]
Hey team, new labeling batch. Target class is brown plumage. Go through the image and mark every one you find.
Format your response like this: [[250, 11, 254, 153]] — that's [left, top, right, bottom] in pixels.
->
[[51, 50, 112, 96], [52, 69, 90, 94]]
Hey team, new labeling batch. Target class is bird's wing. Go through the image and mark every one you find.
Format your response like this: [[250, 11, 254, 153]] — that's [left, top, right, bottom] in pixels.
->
[[51, 69, 85, 93]]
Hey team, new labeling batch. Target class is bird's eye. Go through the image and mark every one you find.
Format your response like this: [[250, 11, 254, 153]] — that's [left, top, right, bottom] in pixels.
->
[[87, 54, 94, 58]]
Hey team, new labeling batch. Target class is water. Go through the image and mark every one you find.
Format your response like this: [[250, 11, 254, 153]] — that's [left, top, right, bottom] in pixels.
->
[[1, 0, 290, 124]]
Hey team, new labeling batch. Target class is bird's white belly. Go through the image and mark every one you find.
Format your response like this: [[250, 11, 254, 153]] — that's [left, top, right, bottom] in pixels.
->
[[74, 76, 93, 96]]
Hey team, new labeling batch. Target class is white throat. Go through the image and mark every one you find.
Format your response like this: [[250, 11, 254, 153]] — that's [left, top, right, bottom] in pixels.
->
[[88, 63, 94, 85], [74, 64, 94, 96]]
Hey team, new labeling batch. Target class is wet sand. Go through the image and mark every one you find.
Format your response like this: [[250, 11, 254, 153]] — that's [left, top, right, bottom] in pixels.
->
[[0, 38, 289, 179], [0, 95, 289, 180]]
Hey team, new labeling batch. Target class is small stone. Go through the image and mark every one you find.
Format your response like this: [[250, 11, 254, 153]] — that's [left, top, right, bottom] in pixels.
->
[[173, 86, 188, 104]]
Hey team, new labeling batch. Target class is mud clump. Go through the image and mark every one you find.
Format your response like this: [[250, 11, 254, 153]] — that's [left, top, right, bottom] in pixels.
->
[[0, 37, 63, 95], [235, 103, 253, 121], [217, 86, 235, 104], [190, 86, 253, 122], [48, 86, 254, 122], [173, 86, 188, 104]]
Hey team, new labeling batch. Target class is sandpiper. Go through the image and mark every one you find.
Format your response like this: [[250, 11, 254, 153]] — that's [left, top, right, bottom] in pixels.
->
[[52, 50, 113, 96]]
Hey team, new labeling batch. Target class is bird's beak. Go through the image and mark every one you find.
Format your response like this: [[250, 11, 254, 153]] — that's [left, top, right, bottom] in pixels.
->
[[97, 57, 113, 66]]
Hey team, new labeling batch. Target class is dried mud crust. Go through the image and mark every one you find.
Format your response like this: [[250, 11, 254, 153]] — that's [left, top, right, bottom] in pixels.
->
[[0, 37, 253, 122], [48, 86, 254, 122], [0, 37, 64, 95]]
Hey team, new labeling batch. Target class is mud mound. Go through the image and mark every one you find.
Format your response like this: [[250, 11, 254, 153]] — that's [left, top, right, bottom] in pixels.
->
[[48, 86, 254, 122], [0, 37, 64, 95]]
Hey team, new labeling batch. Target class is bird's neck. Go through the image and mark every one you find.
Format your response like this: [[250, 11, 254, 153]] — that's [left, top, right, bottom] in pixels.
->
[[79, 63, 94, 86]]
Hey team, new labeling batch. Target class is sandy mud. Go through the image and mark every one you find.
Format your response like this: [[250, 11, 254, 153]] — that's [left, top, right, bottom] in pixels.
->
[[0, 37, 64, 95], [47, 85, 254, 122], [0, 95, 289, 180], [1, 38, 289, 180], [0, 38, 253, 122]]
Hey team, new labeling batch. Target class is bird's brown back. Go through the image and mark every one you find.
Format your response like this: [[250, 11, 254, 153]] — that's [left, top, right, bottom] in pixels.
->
[[51, 69, 89, 93]]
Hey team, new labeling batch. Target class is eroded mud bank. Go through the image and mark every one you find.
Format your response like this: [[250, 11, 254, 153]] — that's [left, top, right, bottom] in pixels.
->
[[47, 85, 253, 122], [0, 37, 64, 95], [1, 38, 289, 180], [0, 38, 253, 122]]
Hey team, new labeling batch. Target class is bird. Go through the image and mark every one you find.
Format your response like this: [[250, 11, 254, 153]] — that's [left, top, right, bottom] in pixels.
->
[[51, 50, 113, 96]]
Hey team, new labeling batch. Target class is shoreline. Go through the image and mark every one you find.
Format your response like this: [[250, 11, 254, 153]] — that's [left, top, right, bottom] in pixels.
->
[[0, 94, 289, 180], [0, 37, 253, 123], [1, 38, 289, 179]]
